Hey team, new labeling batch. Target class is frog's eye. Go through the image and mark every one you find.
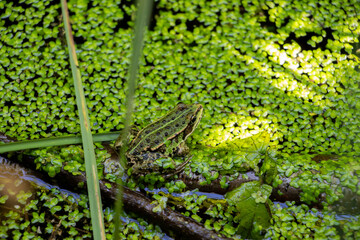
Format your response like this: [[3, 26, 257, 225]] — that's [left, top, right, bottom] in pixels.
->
[[190, 115, 197, 123]]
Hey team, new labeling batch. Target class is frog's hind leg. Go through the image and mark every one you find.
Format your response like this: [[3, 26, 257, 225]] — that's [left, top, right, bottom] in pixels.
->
[[163, 155, 192, 179]]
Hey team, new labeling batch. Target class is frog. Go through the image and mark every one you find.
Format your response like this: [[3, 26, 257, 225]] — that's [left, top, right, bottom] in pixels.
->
[[115, 103, 203, 176]]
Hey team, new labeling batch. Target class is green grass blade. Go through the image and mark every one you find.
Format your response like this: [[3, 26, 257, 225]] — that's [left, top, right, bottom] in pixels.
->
[[0, 132, 119, 153], [113, 0, 154, 238], [60, 0, 105, 239]]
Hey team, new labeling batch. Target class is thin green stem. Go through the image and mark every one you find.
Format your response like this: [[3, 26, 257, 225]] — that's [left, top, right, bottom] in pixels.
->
[[113, 0, 153, 238], [0, 132, 119, 153], [61, 0, 105, 239]]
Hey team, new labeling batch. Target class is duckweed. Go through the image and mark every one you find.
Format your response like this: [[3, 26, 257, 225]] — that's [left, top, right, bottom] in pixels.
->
[[1, 0, 360, 238], [0, 0, 358, 154], [0, 176, 166, 239], [266, 203, 343, 239]]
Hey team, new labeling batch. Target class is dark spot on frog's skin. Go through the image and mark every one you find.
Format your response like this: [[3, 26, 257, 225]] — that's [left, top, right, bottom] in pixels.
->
[[154, 140, 159, 144], [145, 130, 150, 134], [175, 124, 179, 127], [156, 131, 160, 136], [182, 121, 185, 124], [164, 132, 168, 137]]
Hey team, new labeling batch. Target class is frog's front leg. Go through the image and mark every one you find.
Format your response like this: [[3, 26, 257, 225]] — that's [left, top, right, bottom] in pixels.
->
[[164, 132, 189, 156]]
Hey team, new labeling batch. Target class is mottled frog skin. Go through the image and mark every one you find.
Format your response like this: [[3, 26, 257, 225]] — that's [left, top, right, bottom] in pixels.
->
[[117, 103, 203, 176]]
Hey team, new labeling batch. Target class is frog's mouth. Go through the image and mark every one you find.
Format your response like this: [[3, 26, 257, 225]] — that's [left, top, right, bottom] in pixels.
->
[[184, 105, 203, 138]]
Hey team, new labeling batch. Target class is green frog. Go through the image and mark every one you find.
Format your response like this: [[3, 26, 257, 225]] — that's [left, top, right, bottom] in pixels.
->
[[115, 103, 203, 176]]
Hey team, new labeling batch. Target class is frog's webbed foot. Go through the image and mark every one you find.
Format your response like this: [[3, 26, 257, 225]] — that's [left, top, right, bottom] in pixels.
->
[[163, 155, 192, 179]]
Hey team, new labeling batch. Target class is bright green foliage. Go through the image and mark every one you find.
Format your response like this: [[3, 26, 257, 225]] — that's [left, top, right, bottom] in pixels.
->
[[165, 180, 187, 193], [151, 194, 168, 213], [26, 144, 109, 178], [226, 181, 272, 239], [216, 131, 278, 183], [266, 202, 341, 239], [216, 131, 273, 153], [342, 217, 360, 240], [277, 154, 360, 205], [0, 0, 359, 238], [188, 131, 278, 186]]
